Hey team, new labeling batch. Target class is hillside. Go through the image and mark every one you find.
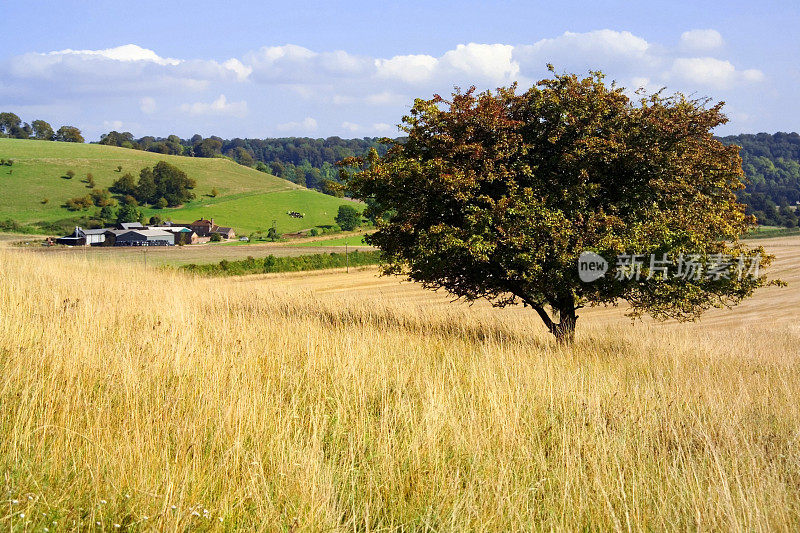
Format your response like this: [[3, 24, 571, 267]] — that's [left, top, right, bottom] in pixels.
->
[[0, 138, 360, 234]]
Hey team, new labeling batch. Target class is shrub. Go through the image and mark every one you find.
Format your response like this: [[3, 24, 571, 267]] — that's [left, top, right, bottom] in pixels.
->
[[310, 228, 319, 237], [210, 233, 222, 242], [155, 197, 168, 209], [210, 188, 218, 197], [41, 198, 49, 205], [64, 170, 75, 179]]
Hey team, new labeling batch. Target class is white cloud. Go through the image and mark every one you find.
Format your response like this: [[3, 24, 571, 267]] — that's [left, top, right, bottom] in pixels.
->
[[341, 121, 360, 132], [669, 57, 763, 89], [441, 43, 519, 82], [372, 123, 395, 134], [222, 58, 252, 81], [180, 94, 248, 117], [276, 116, 318, 132], [46, 44, 181, 66], [375, 54, 438, 83], [103, 120, 124, 130], [139, 97, 156, 114], [365, 91, 407, 106], [680, 29, 724, 51]]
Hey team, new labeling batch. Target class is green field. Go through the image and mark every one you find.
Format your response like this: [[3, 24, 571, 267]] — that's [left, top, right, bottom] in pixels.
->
[[297, 234, 369, 246], [0, 138, 360, 234]]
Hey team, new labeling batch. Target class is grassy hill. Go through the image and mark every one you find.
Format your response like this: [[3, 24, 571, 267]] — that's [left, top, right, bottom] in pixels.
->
[[0, 138, 359, 234]]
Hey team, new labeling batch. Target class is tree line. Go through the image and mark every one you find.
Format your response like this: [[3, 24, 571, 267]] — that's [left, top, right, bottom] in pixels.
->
[[97, 131, 392, 195], [719, 132, 800, 227], [0, 112, 83, 142]]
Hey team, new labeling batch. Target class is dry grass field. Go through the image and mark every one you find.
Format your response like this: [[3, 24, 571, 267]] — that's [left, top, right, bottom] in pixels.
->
[[1, 237, 799, 530]]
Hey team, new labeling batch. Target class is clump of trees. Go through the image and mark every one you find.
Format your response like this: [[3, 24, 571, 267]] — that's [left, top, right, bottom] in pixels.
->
[[0, 112, 82, 142], [110, 161, 195, 207]]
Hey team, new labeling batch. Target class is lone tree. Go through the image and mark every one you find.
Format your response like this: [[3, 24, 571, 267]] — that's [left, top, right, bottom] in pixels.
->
[[343, 69, 778, 343], [335, 204, 362, 231]]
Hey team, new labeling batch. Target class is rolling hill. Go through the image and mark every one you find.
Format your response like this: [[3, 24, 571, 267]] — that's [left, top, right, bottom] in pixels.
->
[[0, 138, 360, 234]]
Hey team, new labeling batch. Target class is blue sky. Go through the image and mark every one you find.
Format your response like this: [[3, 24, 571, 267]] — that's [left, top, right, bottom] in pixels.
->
[[2, 0, 798, 140]]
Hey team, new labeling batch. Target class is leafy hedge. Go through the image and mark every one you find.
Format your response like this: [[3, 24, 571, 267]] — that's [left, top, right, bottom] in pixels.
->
[[181, 250, 381, 277]]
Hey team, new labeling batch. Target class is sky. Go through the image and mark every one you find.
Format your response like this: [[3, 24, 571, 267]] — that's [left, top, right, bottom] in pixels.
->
[[1, 0, 798, 141]]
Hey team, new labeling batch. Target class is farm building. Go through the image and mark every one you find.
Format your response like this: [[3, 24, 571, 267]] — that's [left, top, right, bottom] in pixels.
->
[[150, 226, 198, 245], [113, 229, 175, 246], [56, 227, 108, 246], [188, 218, 236, 240]]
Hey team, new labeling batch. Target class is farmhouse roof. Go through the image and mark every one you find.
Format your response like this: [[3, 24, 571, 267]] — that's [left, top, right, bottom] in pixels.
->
[[119, 222, 145, 230]]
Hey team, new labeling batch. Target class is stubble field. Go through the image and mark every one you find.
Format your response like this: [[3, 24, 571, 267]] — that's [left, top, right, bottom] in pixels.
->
[[1, 237, 799, 530]]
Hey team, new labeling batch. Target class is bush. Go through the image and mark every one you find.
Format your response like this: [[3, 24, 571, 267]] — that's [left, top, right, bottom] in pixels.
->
[[65, 195, 94, 211], [182, 250, 381, 276], [149, 216, 162, 226], [154, 197, 168, 209], [309, 228, 319, 237], [64, 170, 75, 179], [210, 233, 222, 242], [41, 198, 49, 205]]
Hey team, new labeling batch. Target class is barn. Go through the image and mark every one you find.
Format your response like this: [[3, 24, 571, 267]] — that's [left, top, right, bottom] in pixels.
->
[[113, 229, 175, 246]]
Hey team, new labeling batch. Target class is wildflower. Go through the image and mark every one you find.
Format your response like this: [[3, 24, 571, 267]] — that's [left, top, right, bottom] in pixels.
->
[[171, 505, 177, 510], [96, 522, 101, 526], [27, 495, 33, 500], [114, 524, 121, 528], [100, 499, 107, 504], [125, 493, 131, 499], [142, 516, 148, 520], [19, 513, 25, 518], [44, 528, 49, 532], [191, 510, 200, 516], [11, 499, 19, 504], [219, 517, 224, 522]]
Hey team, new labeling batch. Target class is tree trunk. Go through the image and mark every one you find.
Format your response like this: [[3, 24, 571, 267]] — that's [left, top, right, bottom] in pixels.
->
[[552, 304, 577, 344], [530, 299, 578, 344]]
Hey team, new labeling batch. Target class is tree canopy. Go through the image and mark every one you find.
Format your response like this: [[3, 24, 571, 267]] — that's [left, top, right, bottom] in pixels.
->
[[343, 69, 777, 342]]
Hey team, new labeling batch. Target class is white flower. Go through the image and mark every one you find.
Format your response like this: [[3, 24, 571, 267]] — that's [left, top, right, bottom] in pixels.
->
[[125, 493, 131, 499], [171, 505, 177, 510], [96, 522, 101, 526], [191, 511, 200, 516], [44, 528, 49, 532], [142, 516, 148, 520], [114, 524, 121, 528], [219, 517, 224, 522], [19, 513, 25, 518], [100, 499, 107, 504]]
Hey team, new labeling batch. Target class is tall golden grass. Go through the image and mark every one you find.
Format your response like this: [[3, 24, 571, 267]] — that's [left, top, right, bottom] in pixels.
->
[[1, 247, 800, 531]]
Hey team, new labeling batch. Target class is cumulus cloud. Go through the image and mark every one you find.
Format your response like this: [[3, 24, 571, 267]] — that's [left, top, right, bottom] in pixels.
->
[[680, 29, 724, 51], [47, 44, 181, 66], [375, 54, 438, 83], [669, 57, 763, 89], [180, 94, 248, 117], [276, 116, 318, 132], [0, 33, 768, 138]]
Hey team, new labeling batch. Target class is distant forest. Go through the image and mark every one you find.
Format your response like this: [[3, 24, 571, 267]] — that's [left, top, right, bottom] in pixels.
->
[[719, 132, 800, 227]]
